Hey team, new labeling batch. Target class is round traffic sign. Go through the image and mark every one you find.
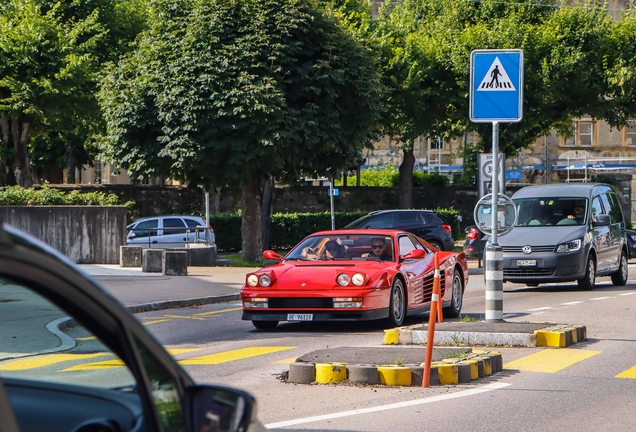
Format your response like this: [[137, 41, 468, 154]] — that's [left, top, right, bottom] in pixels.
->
[[473, 193, 516, 236]]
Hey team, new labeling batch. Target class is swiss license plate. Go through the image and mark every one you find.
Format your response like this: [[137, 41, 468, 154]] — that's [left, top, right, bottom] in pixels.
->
[[287, 313, 313, 321], [517, 259, 537, 266]]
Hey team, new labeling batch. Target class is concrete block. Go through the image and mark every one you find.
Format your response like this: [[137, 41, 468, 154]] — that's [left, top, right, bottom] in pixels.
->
[[348, 365, 380, 385], [163, 251, 188, 276], [288, 363, 315, 384], [120, 246, 142, 267], [142, 249, 165, 273], [186, 246, 217, 266]]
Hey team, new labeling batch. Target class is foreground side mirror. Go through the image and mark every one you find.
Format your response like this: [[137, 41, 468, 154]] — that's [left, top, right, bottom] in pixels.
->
[[593, 214, 610, 227], [262, 250, 282, 261], [187, 384, 266, 432], [401, 249, 426, 261]]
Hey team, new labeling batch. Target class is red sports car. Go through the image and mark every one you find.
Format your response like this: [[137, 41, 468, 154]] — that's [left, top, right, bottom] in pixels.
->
[[241, 229, 468, 329]]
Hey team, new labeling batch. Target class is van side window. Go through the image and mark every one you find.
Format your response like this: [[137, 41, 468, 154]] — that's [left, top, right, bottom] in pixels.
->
[[604, 192, 624, 224], [591, 197, 603, 223]]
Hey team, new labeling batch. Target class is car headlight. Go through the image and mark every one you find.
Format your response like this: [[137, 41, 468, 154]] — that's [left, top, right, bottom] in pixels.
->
[[556, 238, 582, 253], [259, 274, 271, 287], [247, 274, 259, 287], [351, 273, 365, 286], [337, 273, 350, 286]]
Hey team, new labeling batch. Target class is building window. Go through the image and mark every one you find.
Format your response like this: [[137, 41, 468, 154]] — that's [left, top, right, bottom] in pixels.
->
[[625, 120, 636, 146], [93, 162, 102, 184], [430, 138, 444, 150], [562, 120, 594, 147]]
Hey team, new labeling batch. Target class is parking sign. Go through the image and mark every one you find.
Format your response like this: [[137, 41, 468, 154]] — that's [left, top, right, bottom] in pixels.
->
[[470, 49, 523, 122]]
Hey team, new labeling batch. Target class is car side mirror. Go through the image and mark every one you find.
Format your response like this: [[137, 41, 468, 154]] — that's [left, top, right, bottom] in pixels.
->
[[263, 250, 283, 261], [187, 384, 265, 432], [593, 214, 611, 227], [401, 249, 426, 260]]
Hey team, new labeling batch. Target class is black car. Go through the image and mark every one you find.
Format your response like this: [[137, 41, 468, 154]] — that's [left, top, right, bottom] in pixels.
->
[[345, 209, 455, 251], [626, 229, 636, 260], [463, 225, 487, 259], [0, 222, 266, 432]]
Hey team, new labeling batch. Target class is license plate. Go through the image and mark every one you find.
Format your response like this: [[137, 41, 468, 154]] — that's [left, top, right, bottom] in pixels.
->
[[287, 314, 313, 321], [517, 259, 536, 266]]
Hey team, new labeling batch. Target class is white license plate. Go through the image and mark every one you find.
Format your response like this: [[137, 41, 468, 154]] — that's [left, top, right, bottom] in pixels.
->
[[517, 259, 537, 266], [287, 314, 313, 321]]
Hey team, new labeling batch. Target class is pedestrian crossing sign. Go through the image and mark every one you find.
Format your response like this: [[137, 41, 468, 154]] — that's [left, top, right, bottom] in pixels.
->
[[470, 49, 523, 122]]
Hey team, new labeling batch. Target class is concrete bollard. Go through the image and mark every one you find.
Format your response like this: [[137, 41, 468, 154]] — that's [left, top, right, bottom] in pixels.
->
[[120, 246, 142, 267], [163, 251, 188, 276], [288, 363, 315, 384], [142, 249, 165, 273], [348, 365, 380, 385]]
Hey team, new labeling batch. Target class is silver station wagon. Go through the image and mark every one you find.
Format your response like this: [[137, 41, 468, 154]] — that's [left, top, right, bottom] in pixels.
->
[[500, 183, 628, 289]]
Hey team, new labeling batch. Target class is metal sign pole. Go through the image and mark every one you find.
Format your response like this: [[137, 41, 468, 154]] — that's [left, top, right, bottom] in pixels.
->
[[486, 122, 504, 322], [329, 179, 335, 230]]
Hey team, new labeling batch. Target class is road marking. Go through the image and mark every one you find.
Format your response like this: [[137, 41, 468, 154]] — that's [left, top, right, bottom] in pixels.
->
[[162, 314, 205, 321], [143, 319, 171, 325], [504, 349, 601, 373], [618, 292, 635, 296], [265, 382, 511, 429], [62, 359, 123, 371], [272, 356, 299, 364], [194, 307, 242, 316], [0, 353, 109, 371], [526, 307, 552, 312], [76, 336, 97, 340], [180, 346, 296, 365], [560, 301, 583, 306], [616, 365, 636, 379], [590, 297, 611, 301]]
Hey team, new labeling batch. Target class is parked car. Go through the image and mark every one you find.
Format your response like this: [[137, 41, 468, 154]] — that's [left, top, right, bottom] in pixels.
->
[[626, 229, 636, 260], [463, 225, 487, 259], [344, 210, 455, 251], [0, 222, 265, 432], [127, 215, 216, 250], [241, 229, 468, 330], [498, 183, 628, 289]]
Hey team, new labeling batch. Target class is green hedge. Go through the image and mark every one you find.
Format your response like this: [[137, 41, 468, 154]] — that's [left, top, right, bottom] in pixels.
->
[[210, 208, 461, 252]]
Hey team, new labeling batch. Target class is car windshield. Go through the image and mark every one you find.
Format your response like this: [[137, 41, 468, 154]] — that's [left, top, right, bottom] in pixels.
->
[[514, 197, 589, 227], [285, 234, 396, 261]]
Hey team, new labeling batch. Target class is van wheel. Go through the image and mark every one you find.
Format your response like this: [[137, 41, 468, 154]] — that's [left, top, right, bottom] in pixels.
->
[[443, 269, 463, 318], [252, 320, 278, 330], [577, 255, 596, 290], [611, 251, 628, 286]]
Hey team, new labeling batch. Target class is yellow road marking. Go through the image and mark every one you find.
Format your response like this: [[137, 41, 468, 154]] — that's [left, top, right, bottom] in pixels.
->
[[0, 353, 109, 371], [504, 349, 601, 373], [62, 359, 124, 371], [162, 315, 205, 321], [194, 308, 242, 316], [272, 356, 299, 364], [167, 348, 201, 355], [616, 365, 636, 379], [76, 336, 97, 341], [143, 319, 171, 325], [180, 347, 296, 365]]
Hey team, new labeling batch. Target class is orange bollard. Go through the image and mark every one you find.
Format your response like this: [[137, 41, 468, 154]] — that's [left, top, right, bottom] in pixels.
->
[[423, 253, 441, 387], [435, 255, 443, 323]]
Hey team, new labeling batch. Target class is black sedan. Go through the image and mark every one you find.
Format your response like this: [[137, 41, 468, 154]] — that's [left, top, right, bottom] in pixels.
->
[[627, 229, 636, 260]]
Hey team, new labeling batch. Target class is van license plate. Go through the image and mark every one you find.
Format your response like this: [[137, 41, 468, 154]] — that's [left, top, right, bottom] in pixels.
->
[[517, 260, 536, 266], [287, 314, 313, 321]]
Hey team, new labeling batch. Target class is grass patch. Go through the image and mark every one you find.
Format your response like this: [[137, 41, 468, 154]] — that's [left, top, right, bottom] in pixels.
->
[[459, 315, 481, 322]]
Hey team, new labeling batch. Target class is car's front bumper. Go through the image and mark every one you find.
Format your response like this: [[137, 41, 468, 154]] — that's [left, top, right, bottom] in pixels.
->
[[502, 249, 587, 283], [242, 308, 389, 322]]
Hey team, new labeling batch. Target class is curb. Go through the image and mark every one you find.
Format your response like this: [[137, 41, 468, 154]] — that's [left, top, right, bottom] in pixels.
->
[[390, 323, 587, 348], [286, 350, 503, 387], [126, 294, 240, 313]]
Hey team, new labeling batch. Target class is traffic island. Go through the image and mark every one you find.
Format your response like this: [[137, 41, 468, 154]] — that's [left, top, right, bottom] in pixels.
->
[[285, 347, 502, 387]]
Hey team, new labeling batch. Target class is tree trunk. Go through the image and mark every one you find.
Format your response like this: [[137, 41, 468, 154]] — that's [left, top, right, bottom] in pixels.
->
[[241, 169, 263, 262], [65, 133, 77, 184], [0, 113, 33, 187], [260, 175, 274, 250], [399, 147, 415, 208]]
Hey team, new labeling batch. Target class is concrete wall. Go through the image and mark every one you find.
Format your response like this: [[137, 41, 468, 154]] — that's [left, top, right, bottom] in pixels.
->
[[0, 206, 127, 264]]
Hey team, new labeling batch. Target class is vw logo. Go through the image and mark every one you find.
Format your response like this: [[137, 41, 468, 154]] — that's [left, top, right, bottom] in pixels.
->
[[522, 245, 532, 255]]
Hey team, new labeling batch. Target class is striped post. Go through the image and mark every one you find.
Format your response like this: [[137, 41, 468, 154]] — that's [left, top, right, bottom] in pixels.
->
[[423, 253, 440, 387], [485, 245, 504, 322]]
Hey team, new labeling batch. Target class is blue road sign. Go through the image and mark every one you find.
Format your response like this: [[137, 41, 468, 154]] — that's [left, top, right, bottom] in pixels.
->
[[470, 49, 523, 123]]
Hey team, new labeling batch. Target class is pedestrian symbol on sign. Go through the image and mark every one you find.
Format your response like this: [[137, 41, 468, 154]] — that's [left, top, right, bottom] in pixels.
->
[[477, 57, 515, 91]]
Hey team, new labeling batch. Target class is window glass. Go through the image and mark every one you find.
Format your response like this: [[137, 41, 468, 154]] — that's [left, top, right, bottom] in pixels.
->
[[398, 235, 417, 257], [357, 213, 394, 229], [626, 120, 636, 146], [513, 197, 588, 226], [591, 196, 603, 223], [579, 122, 593, 146], [396, 212, 422, 227], [163, 218, 188, 234], [604, 192, 624, 224], [409, 235, 426, 251], [133, 219, 159, 238], [184, 218, 203, 229]]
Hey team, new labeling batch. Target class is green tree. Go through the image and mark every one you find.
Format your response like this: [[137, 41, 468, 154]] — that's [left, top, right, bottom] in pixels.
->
[[98, 0, 382, 261], [0, 0, 146, 186]]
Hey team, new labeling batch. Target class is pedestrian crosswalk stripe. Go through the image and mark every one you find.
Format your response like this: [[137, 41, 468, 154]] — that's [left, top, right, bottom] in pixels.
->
[[504, 349, 600, 373], [616, 365, 636, 379], [0, 353, 109, 371], [180, 346, 296, 365], [477, 57, 515, 91]]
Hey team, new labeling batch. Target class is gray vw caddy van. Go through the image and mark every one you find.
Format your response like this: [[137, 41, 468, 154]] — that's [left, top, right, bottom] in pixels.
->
[[500, 183, 627, 289]]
